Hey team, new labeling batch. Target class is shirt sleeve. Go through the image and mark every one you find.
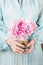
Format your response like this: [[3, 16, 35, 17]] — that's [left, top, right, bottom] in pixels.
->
[[0, 8, 10, 51], [33, 10, 43, 45]]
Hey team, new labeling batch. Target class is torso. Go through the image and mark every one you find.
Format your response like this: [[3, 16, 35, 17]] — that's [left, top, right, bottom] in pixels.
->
[[1, 0, 41, 31]]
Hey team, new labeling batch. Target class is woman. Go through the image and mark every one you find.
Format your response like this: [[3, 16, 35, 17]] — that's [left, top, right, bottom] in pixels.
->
[[0, 0, 43, 65]]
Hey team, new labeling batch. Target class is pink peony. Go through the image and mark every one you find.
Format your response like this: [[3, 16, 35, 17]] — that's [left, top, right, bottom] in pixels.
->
[[9, 19, 37, 41]]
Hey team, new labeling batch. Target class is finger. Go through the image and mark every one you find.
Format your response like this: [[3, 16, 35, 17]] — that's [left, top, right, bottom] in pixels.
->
[[16, 42, 25, 48], [15, 50, 22, 54], [11, 42, 24, 52], [27, 45, 33, 53], [11, 46, 23, 54], [23, 45, 31, 54], [15, 46, 24, 52], [24, 44, 34, 54], [27, 39, 34, 47]]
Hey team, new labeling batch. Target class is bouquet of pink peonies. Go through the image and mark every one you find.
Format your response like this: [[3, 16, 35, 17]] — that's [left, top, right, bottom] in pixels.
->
[[9, 19, 37, 49]]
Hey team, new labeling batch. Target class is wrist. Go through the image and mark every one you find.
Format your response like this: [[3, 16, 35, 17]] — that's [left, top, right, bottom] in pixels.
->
[[5, 37, 13, 46]]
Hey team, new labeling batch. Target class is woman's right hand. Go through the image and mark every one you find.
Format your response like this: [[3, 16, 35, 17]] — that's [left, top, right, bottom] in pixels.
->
[[5, 37, 24, 54]]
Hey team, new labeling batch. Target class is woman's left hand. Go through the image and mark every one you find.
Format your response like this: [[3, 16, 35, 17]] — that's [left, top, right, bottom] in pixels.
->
[[23, 39, 35, 54]]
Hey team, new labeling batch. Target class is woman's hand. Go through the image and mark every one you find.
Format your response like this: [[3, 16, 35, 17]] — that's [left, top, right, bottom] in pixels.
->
[[5, 37, 24, 54], [23, 39, 35, 54]]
